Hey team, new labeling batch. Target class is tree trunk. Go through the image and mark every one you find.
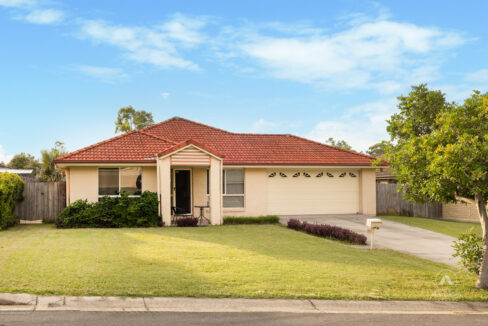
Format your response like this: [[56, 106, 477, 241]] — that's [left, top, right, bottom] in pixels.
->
[[475, 193, 488, 289]]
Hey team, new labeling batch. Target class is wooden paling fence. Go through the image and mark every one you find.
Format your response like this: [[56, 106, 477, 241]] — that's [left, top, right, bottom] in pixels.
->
[[376, 183, 442, 218], [15, 181, 66, 222]]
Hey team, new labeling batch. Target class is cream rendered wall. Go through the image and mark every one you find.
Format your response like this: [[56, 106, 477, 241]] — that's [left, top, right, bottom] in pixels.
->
[[223, 168, 267, 217], [142, 166, 157, 192], [359, 168, 376, 216], [69, 167, 98, 203]]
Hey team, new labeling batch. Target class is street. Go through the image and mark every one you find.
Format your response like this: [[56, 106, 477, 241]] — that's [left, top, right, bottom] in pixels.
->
[[1, 311, 488, 326]]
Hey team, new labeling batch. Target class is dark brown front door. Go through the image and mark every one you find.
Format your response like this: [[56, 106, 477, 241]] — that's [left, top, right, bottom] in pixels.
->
[[175, 170, 191, 214]]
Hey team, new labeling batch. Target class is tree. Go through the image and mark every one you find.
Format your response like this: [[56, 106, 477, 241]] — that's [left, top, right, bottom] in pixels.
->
[[115, 106, 154, 133], [7, 153, 40, 175], [40, 141, 67, 182], [385, 84, 488, 288], [325, 137, 353, 151], [366, 141, 388, 157]]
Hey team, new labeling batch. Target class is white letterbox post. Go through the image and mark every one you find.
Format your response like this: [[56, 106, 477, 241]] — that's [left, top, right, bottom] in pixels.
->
[[366, 218, 382, 250]]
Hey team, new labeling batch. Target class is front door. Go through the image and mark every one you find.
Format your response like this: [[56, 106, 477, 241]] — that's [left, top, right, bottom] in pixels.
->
[[174, 170, 191, 214]]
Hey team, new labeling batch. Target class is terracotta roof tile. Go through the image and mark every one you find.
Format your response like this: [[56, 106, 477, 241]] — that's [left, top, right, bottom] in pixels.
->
[[55, 116, 379, 166], [54, 130, 174, 163]]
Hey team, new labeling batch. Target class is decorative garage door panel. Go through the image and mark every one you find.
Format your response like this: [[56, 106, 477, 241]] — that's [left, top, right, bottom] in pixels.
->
[[171, 146, 210, 166], [267, 169, 359, 215]]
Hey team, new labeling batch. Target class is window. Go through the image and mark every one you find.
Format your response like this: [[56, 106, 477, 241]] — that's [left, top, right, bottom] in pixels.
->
[[339, 172, 346, 178], [268, 172, 276, 178], [326, 172, 334, 178], [316, 172, 323, 178], [279, 172, 287, 177], [349, 172, 357, 178], [303, 172, 311, 178], [223, 169, 244, 208], [206, 169, 209, 195], [98, 167, 142, 197], [292, 172, 300, 178]]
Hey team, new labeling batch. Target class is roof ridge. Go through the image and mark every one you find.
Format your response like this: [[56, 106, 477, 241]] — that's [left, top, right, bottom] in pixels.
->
[[54, 130, 172, 162], [142, 116, 233, 135], [287, 134, 377, 161], [138, 130, 176, 144]]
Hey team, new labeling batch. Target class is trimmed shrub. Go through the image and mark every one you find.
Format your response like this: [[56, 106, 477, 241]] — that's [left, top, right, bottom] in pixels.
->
[[287, 218, 367, 245], [223, 216, 280, 225], [452, 229, 483, 274], [56, 191, 160, 228], [176, 217, 199, 227], [0, 172, 24, 230]]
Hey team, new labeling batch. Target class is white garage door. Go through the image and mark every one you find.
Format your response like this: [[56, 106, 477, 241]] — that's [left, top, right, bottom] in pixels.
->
[[267, 169, 359, 215]]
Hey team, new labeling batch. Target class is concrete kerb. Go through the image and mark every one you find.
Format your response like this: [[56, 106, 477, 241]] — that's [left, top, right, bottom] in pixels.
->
[[1, 293, 488, 314]]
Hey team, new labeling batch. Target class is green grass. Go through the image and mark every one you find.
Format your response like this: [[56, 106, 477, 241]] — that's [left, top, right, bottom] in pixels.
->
[[0, 224, 486, 300], [380, 216, 482, 238]]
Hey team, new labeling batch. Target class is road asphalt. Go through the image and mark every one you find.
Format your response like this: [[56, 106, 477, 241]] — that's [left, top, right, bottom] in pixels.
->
[[1, 311, 488, 326]]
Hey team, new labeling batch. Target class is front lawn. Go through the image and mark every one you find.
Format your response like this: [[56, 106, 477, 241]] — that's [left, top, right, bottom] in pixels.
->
[[0, 224, 486, 300], [380, 215, 482, 238]]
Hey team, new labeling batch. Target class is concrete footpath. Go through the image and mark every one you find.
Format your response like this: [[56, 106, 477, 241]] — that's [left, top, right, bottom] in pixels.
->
[[1, 293, 488, 314]]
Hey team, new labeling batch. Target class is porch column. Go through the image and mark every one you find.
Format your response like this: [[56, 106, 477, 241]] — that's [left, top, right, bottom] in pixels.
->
[[158, 157, 172, 226], [209, 157, 222, 225]]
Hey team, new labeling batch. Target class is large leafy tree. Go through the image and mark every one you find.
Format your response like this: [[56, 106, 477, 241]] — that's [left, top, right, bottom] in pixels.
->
[[366, 141, 388, 157], [325, 137, 353, 151], [386, 84, 488, 288], [40, 141, 67, 182], [115, 106, 154, 133], [7, 153, 40, 175]]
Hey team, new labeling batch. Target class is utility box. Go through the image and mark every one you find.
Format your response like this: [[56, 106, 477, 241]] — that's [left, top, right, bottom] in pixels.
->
[[366, 218, 382, 231]]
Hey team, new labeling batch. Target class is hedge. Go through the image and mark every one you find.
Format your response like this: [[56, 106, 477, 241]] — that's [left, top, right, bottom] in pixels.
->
[[56, 191, 161, 228], [0, 172, 24, 230], [287, 218, 367, 245], [223, 216, 280, 225]]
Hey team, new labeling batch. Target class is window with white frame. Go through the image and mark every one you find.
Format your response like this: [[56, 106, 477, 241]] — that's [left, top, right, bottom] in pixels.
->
[[98, 167, 142, 197], [222, 169, 244, 208]]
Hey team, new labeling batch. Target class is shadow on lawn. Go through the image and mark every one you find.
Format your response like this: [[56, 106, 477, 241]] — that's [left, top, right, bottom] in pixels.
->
[[150, 225, 451, 272]]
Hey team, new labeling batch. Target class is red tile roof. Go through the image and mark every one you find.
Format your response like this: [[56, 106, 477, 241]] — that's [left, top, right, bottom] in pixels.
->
[[55, 117, 378, 166]]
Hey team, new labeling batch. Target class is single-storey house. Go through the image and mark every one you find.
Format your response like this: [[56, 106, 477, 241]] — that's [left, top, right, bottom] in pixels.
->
[[54, 117, 379, 225]]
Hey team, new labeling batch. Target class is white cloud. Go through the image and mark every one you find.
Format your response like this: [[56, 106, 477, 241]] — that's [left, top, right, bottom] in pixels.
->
[[160, 92, 170, 99], [0, 0, 33, 7], [465, 69, 488, 84], [23, 9, 63, 24], [251, 118, 303, 133], [78, 14, 207, 70], [222, 17, 466, 93], [0, 144, 13, 164], [74, 65, 128, 83], [307, 98, 397, 151]]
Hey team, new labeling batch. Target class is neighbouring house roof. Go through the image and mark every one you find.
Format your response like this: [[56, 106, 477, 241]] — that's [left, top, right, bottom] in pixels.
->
[[55, 117, 381, 166], [376, 167, 396, 180], [0, 168, 33, 174]]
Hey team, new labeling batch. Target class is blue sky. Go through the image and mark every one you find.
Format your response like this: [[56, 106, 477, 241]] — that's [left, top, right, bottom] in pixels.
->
[[1, 0, 488, 162]]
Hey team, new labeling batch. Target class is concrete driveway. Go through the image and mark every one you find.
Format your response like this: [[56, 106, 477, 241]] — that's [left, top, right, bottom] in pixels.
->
[[279, 214, 459, 267]]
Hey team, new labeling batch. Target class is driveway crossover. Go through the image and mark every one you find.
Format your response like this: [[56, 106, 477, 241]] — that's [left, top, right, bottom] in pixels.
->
[[279, 214, 459, 266]]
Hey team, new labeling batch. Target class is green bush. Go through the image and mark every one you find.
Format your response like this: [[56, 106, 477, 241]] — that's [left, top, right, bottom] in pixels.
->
[[452, 229, 483, 274], [223, 216, 280, 225], [56, 191, 160, 228], [0, 172, 24, 230]]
